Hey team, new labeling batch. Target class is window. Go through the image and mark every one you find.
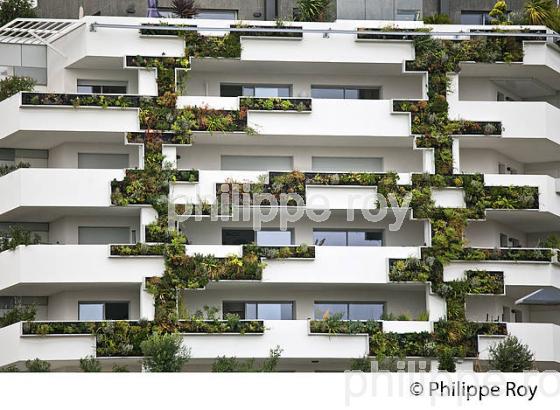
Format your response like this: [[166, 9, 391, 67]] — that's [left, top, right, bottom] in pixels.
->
[[196, 9, 238, 20], [497, 91, 515, 101], [220, 84, 291, 98], [396, 9, 421, 21], [77, 80, 127, 94], [256, 230, 293, 246], [222, 229, 255, 245], [311, 86, 380, 100], [78, 153, 129, 169], [221, 155, 293, 171], [78, 302, 129, 320], [223, 301, 294, 320], [314, 302, 384, 320], [460, 11, 492, 25], [311, 157, 382, 172], [313, 230, 383, 246], [78, 227, 131, 245]]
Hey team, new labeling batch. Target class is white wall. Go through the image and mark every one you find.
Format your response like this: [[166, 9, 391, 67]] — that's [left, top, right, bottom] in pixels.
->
[[465, 220, 528, 248], [182, 285, 426, 320], [460, 149, 524, 175], [47, 287, 140, 320], [49, 142, 140, 168], [177, 144, 423, 173], [49, 215, 140, 244]]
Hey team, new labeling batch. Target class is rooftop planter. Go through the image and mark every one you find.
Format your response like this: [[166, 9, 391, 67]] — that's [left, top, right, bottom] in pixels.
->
[[0, 162, 30, 178], [21, 92, 142, 108], [139, 23, 196, 37], [231, 24, 303, 39], [110, 243, 166, 256], [240, 97, 312, 112], [466, 270, 505, 295], [356, 28, 419, 41], [127, 131, 191, 146], [22, 319, 264, 357]]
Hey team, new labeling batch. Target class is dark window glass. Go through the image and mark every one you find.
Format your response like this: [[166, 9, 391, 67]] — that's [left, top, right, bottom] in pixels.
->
[[77, 83, 127, 94], [348, 303, 383, 320], [359, 88, 380, 100], [256, 230, 292, 246], [220, 84, 243, 97], [196, 10, 238, 20], [347, 231, 383, 246], [222, 229, 255, 245], [223, 301, 245, 319], [314, 230, 383, 246], [311, 87, 344, 99], [105, 302, 129, 320], [314, 303, 348, 320], [313, 230, 346, 246], [460, 11, 491, 25], [312, 86, 380, 100], [236, 302, 293, 320]]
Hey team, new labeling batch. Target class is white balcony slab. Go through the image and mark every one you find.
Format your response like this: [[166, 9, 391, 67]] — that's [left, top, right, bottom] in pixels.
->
[[0, 322, 95, 368], [431, 188, 466, 208], [182, 320, 369, 359], [382, 321, 432, 333], [478, 323, 560, 363], [0, 168, 124, 217], [0, 93, 139, 143], [0, 245, 163, 293], [306, 185, 377, 210]]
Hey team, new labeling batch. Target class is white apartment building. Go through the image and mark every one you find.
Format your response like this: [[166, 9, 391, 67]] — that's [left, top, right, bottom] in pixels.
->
[[0, 16, 560, 372]]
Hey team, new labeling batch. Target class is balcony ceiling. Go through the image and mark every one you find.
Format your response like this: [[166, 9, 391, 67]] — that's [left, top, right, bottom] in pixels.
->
[[0, 206, 142, 223], [459, 137, 560, 163], [190, 58, 417, 77], [0, 282, 140, 297], [459, 62, 560, 92], [484, 210, 560, 233], [192, 282, 427, 292], [0, 131, 127, 150]]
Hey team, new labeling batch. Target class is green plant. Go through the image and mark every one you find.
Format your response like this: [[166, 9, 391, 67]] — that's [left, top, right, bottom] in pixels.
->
[[0, 365, 19, 372], [0, 0, 36, 28], [25, 358, 51, 372], [0, 162, 30, 177], [423, 14, 452, 24], [524, 0, 555, 25], [489, 1, 511, 24], [296, 0, 331, 22], [489, 336, 534, 372], [140, 332, 191, 372], [79, 356, 102, 372], [171, 0, 198, 18], [350, 356, 371, 372], [0, 75, 35, 102], [212, 346, 283, 372], [0, 304, 36, 328], [416, 311, 430, 321], [0, 225, 41, 252], [112, 364, 129, 372], [437, 347, 456, 372]]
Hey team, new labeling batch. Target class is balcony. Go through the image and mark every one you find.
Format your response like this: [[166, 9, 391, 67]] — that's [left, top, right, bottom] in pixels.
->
[[0, 245, 163, 293], [478, 323, 560, 365], [0, 93, 139, 147], [0, 168, 124, 218]]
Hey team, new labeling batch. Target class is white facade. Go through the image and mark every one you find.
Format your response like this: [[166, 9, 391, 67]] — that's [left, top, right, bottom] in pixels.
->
[[1, 16, 560, 372]]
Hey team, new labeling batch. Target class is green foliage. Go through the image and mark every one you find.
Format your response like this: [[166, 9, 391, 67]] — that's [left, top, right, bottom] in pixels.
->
[[0, 162, 30, 177], [79, 356, 102, 372], [171, 0, 198, 18], [489, 1, 511, 24], [240, 97, 312, 112], [0, 225, 41, 252], [140, 332, 191, 372], [524, 0, 557, 28], [0, 365, 19, 372], [538, 234, 560, 249], [25, 358, 50, 372], [437, 347, 456, 372], [296, 0, 331, 22], [423, 14, 452, 24], [350, 356, 371, 372], [0, 75, 35, 102], [0, 304, 36, 328], [489, 336, 534, 372], [212, 346, 283, 372], [0, 0, 36, 28], [112, 364, 129, 372]]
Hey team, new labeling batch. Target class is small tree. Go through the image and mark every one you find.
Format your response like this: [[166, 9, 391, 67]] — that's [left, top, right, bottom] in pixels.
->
[[25, 358, 51, 372], [524, 0, 554, 25], [0, 76, 35, 102], [489, 336, 534, 372], [490, 1, 510, 25], [0, 0, 36, 28], [140, 332, 191, 372], [171, 0, 198, 18], [79, 356, 101, 372]]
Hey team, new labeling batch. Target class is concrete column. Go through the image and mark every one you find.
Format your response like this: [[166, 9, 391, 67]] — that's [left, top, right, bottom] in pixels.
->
[[162, 146, 177, 169], [137, 69, 158, 96], [452, 137, 460, 174], [139, 283, 155, 321]]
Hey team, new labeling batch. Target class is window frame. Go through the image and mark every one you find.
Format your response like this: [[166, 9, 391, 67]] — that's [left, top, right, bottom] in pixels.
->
[[223, 301, 295, 320], [76, 80, 128, 94], [313, 301, 386, 321], [310, 85, 382, 100], [220, 83, 293, 98], [312, 229, 384, 247], [78, 301, 130, 321]]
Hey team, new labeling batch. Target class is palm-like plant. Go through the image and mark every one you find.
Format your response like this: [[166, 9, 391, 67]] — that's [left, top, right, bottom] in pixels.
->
[[296, 0, 331, 22], [171, 0, 199, 19], [524, 0, 554, 25]]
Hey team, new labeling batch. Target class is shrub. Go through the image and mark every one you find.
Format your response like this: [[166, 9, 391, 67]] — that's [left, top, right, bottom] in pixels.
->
[[112, 364, 129, 372], [437, 347, 456, 372], [212, 346, 283, 372], [171, 0, 198, 18], [423, 14, 452, 24], [0, 365, 19, 372], [0, 75, 35, 102], [489, 336, 534, 372], [79, 356, 102, 372], [0, 304, 36, 328], [140, 332, 191, 372], [296, 0, 331, 22], [25, 358, 51, 372], [350, 357, 371, 372], [0, 225, 40, 252], [0, 0, 36, 28]]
